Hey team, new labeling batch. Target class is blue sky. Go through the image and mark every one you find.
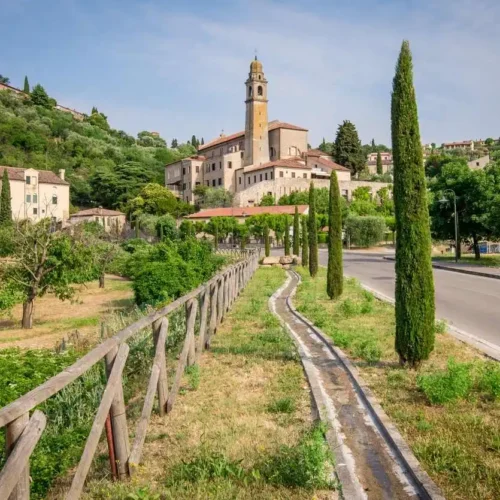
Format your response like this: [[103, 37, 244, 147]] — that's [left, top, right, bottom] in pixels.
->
[[2, 0, 499, 147]]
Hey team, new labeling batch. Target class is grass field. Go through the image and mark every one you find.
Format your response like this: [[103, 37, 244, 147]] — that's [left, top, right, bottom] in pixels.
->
[[294, 266, 500, 500], [0, 276, 134, 349], [86, 267, 336, 500]]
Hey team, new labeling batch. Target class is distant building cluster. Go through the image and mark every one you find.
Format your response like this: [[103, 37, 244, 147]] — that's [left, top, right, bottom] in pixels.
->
[[165, 59, 389, 208]]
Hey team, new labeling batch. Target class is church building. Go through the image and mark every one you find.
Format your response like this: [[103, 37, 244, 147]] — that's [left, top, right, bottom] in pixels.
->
[[165, 58, 386, 206]]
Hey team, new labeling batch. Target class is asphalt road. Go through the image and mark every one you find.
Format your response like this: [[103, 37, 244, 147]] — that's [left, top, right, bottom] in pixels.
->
[[335, 250, 500, 349]]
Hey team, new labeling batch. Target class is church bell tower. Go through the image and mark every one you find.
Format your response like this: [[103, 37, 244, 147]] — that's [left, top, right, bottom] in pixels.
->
[[243, 57, 269, 167]]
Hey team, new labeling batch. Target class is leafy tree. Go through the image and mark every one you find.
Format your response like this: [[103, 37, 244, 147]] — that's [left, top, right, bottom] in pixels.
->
[[284, 216, 291, 256], [264, 225, 270, 257], [171, 139, 178, 148], [327, 171, 343, 299], [0, 220, 95, 328], [308, 182, 318, 277], [376, 151, 383, 175], [259, 194, 275, 206], [126, 183, 179, 218], [301, 216, 309, 267], [156, 214, 179, 241], [23, 76, 30, 94], [392, 40, 435, 368], [293, 206, 300, 255], [197, 187, 234, 208], [88, 108, 110, 131], [333, 120, 366, 176], [429, 161, 492, 259], [30, 84, 51, 108], [0, 75, 9, 84], [0, 169, 12, 226]]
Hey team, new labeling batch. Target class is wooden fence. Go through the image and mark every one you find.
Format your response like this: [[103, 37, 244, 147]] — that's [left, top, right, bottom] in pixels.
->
[[0, 249, 260, 499]]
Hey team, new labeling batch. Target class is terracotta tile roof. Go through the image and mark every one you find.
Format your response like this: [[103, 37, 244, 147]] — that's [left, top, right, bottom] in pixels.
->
[[442, 141, 473, 146], [71, 208, 125, 217], [243, 158, 308, 173], [306, 149, 329, 157], [186, 205, 308, 219], [312, 157, 350, 172], [165, 155, 206, 167], [198, 121, 308, 152], [0, 166, 69, 185]]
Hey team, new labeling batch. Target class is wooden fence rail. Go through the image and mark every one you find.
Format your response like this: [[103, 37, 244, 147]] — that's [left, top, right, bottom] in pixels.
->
[[0, 249, 260, 499]]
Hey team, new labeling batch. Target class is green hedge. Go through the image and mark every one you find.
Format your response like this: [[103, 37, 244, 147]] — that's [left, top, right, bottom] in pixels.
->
[[345, 216, 386, 248]]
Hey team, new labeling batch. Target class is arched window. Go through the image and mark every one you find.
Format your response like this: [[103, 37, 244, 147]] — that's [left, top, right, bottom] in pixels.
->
[[257, 85, 263, 96], [248, 86, 252, 98], [258, 75, 262, 80]]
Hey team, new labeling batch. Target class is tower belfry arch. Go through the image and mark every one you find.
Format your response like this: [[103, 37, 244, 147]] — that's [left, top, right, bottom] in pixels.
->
[[243, 57, 269, 167]]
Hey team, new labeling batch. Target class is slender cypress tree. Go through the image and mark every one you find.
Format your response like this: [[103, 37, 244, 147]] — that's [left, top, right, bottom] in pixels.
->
[[308, 182, 318, 277], [214, 223, 219, 250], [293, 206, 300, 255], [376, 151, 383, 175], [264, 225, 270, 257], [301, 216, 309, 267], [284, 216, 291, 256], [327, 171, 343, 299], [0, 170, 12, 226], [392, 40, 435, 368], [23, 76, 30, 94]]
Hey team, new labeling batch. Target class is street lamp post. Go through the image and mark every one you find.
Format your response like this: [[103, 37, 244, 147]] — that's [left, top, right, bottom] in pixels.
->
[[439, 189, 459, 263]]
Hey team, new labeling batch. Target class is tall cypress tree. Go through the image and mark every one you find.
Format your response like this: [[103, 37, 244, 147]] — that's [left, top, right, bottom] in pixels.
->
[[284, 216, 291, 256], [376, 151, 383, 175], [308, 182, 318, 277], [301, 216, 309, 267], [23, 76, 30, 94], [0, 170, 12, 226], [392, 40, 435, 368], [264, 225, 270, 257], [327, 171, 343, 299], [293, 206, 300, 255]]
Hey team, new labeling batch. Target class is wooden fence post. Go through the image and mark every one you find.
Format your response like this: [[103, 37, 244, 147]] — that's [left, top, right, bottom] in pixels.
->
[[186, 299, 198, 367], [206, 282, 217, 349], [217, 277, 224, 325], [5, 413, 29, 500], [196, 288, 209, 361], [152, 318, 169, 417], [104, 345, 130, 480]]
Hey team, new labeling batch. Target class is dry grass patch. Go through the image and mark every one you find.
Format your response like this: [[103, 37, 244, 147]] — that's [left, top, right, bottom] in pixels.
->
[[294, 266, 500, 500], [0, 276, 133, 349], [86, 267, 336, 500]]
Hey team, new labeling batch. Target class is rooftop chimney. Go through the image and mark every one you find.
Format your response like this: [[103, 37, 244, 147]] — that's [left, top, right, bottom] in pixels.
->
[[59, 169, 65, 181]]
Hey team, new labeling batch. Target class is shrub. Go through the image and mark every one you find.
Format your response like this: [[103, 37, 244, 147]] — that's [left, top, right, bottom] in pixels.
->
[[435, 320, 447, 334], [417, 358, 473, 404], [477, 362, 500, 400], [353, 337, 382, 364], [339, 298, 359, 317], [344, 215, 386, 248], [267, 397, 296, 414]]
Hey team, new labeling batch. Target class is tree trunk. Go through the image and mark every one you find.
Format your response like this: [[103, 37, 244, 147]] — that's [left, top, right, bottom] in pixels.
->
[[472, 234, 481, 260], [22, 298, 35, 329], [99, 273, 105, 288]]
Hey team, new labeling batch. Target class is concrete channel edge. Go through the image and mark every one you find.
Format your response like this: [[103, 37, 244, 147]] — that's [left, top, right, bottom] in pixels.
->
[[284, 269, 446, 500]]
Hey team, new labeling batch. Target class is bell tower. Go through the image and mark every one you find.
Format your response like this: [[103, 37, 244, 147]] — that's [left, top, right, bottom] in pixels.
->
[[243, 57, 269, 167]]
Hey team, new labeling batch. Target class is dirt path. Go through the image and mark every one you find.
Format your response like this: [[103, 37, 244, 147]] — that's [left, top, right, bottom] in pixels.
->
[[271, 273, 419, 500]]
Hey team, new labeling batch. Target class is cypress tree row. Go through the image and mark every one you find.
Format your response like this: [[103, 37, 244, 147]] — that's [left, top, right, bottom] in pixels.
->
[[392, 40, 435, 368], [284, 216, 291, 256], [376, 151, 383, 175], [293, 206, 300, 255], [326, 171, 343, 299], [308, 182, 318, 277], [0, 170, 12, 226], [301, 216, 309, 267], [264, 225, 270, 257]]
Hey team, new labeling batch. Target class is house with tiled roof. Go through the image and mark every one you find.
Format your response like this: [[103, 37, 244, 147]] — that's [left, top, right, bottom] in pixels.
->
[[0, 166, 69, 222], [69, 207, 126, 234], [165, 58, 390, 207]]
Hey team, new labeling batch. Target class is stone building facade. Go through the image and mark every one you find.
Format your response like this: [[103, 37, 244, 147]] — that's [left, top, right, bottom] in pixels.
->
[[0, 166, 70, 222], [165, 58, 388, 206]]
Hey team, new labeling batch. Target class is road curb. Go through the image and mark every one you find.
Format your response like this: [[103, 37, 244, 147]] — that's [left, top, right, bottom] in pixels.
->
[[359, 272, 500, 362], [383, 256, 500, 280], [287, 270, 445, 500]]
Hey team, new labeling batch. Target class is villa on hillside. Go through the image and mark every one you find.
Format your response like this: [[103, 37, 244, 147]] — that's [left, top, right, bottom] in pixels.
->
[[165, 58, 389, 207], [0, 166, 69, 222], [366, 152, 393, 174]]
